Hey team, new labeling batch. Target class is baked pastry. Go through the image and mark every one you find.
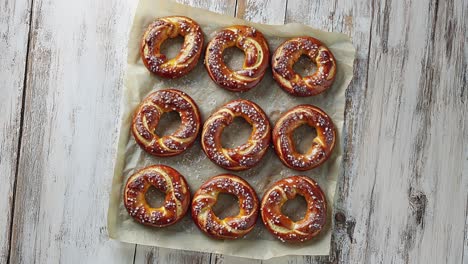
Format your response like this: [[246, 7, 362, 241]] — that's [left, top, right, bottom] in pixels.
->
[[191, 174, 259, 239], [132, 89, 201, 157], [261, 176, 327, 242], [272, 36, 336, 96], [205, 25, 270, 92], [273, 105, 335, 170], [201, 99, 271, 170], [123, 165, 190, 227], [141, 16, 204, 78]]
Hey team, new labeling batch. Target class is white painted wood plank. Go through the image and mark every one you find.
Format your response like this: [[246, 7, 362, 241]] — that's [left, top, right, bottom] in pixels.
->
[[289, 0, 468, 263], [8, 0, 138, 263], [0, 0, 31, 262], [322, 0, 465, 262], [176, 0, 237, 15], [464, 199, 468, 264], [236, 0, 287, 24], [134, 248, 211, 264], [287, 0, 373, 262]]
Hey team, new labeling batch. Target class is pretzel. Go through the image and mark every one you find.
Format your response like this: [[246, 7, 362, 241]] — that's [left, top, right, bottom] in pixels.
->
[[272, 36, 337, 96], [201, 99, 271, 170], [123, 165, 190, 227], [191, 174, 259, 239], [205, 25, 270, 92], [273, 105, 335, 170], [141, 16, 204, 78], [132, 89, 201, 157], [261, 176, 327, 242]]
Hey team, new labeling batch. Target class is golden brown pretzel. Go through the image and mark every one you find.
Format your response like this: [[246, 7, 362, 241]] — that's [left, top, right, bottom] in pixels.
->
[[123, 165, 190, 227], [273, 105, 336, 170], [132, 89, 201, 157], [201, 99, 271, 170], [191, 174, 259, 239], [205, 25, 270, 92], [141, 16, 204, 78], [261, 176, 327, 242], [272, 36, 337, 96]]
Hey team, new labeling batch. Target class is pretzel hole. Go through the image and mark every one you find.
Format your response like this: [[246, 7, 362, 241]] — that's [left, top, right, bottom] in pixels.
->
[[213, 193, 240, 219], [293, 55, 318, 77], [145, 186, 166, 208], [292, 124, 317, 154], [223, 47, 246, 71], [282, 195, 307, 221], [221, 117, 252, 148], [160, 35, 185, 60], [155, 111, 181, 136]]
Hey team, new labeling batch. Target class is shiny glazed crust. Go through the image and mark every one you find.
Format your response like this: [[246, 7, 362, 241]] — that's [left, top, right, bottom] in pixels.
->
[[272, 105, 336, 170], [191, 174, 259, 239], [140, 16, 204, 78], [205, 25, 270, 92], [123, 165, 191, 227], [132, 89, 201, 157], [272, 36, 337, 96], [201, 99, 271, 170], [260, 176, 327, 242]]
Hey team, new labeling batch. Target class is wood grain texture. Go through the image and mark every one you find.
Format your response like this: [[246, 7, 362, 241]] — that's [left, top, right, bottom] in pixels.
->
[[236, 0, 287, 24], [5, 0, 467, 263], [287, 0, 372, 262], [177, 0, 237, 15], [8, 0, 138, 263], [0, 0, 32, 263], [327, 0, 466, 262], [359, 0, 464, 262]]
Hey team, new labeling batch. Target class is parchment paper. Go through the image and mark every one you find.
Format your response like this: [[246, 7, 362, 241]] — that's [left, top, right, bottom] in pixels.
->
[[107, 0, 355, 259]]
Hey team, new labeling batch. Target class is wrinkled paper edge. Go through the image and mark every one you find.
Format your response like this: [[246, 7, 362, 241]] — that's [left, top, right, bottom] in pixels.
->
[[107, 0, 356, 260]]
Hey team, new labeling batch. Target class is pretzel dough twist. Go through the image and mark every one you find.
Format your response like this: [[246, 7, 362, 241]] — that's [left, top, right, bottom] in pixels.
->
[[261, 176, 327, 243], [205, 25, 270, 92], [191, 174, 259, 239], [272, 36, 336, 96], [141, 16, 204, 78], [273, 105, 336, 170], [132, 89, 201, 157], [123, 165, 190, 227], [201, 99, 271, 171]]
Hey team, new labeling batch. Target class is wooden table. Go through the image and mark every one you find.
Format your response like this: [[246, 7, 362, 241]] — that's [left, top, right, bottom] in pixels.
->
[[1, 0, 466, 263]]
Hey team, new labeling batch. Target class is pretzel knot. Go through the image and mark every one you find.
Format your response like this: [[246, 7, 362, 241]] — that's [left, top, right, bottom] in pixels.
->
[[132, 89, 201, 157], [141, 16, 204, 78], [201, 99, 271, 171], [261, 176, 327, 243], [205, 25, 270, 92], [123, 165, 190, 227], [273, 105, 336, 171], [191, 174, 259, 239], [272, 36, 337, 96]]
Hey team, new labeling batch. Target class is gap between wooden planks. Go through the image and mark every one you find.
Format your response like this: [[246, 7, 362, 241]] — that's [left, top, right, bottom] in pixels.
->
[[3, 0, 467, 263]]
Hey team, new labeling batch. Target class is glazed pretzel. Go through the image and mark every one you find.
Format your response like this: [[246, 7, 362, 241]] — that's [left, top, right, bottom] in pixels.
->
[[191, 174, 259, 239], [201, 99, 271, 171], [272, 36, 337, 96], [205, 25, 270, 92], [273, 105, 336, 170], [261, 176, 327, 242], [123, 165, 190, 227], [141, 16, 204, 78], [132, 89, 201, 157]]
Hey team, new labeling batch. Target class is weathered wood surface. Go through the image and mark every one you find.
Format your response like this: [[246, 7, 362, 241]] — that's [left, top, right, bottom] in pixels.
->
[[3, 0, 467, 263], [337, 0, 467, 262], [7, 0, 137, 263], [0, 0, 32, 263]]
